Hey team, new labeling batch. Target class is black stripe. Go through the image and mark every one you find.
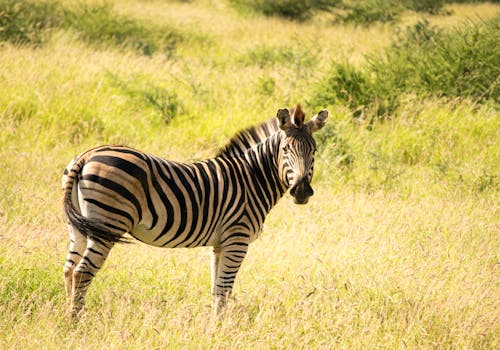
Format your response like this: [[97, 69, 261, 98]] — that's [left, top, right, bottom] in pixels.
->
[[170, 166, 200, 248], [87, 247, 103, 256], [220, 233, 249, 245], [82, 173, 142, 223], [140, 155, 160, 228], [78, 270, 95, 277], [193, 163, 213, 247], [218, 275, 237, 280], [150, 160, 176, 243], [97, 146, 147, 161], [83, 256, 99, 269], [88, 155, 159, 224], [182, 162, 212, 246], [216, 284, 231, 291], [245, 148, 268, 219], [225, 256, 244, 263], [155, 160, 189, 246], [202, 160, 221, 244], [260, 143, 280, 203], [84, 198, 135, 227]]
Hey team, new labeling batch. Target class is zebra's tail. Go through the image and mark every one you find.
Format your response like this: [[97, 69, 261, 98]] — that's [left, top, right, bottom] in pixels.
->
[[62, 149, 130, 244]]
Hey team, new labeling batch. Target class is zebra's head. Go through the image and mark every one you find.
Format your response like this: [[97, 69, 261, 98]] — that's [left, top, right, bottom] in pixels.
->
[[276, 104, 328, 205]]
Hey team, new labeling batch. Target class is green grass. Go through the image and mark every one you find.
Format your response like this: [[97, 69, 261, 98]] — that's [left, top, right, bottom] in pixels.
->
[[0, 0, 498, 348]]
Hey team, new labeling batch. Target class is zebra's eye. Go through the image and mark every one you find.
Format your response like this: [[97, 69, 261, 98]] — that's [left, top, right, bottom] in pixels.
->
[[282, 144, 290, 153]]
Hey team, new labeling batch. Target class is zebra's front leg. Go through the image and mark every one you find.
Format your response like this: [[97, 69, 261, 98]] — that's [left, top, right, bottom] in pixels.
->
[[212, 235, 249, 317], [71, 239, 113, 319], [210, 246, 221, 298]]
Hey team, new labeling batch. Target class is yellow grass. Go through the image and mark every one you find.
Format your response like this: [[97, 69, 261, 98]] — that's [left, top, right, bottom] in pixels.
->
[[1, 190, 498, 348], [0, 0, 499, 348]]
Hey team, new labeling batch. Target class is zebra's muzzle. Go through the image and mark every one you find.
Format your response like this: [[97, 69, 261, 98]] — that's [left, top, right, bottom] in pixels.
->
[[290, 177, 314, 205]]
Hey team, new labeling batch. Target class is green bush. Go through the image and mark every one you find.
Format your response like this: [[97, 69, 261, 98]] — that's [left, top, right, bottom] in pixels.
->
[[312, 61, 376, 117], [370, 18, 499, 104], [311, 19, 500, 119], [336, 0, 484, 25], [238, 44, 317, 68], [0, 0, 61, 45], [230, 0, 455, 23], [61, 3, 183, 56], [106, 74, 185, 124], [230, 0, 339, 21], [407, 0, 447, 14], [0, 0, 197, 56], [336, 0, 406, 25]]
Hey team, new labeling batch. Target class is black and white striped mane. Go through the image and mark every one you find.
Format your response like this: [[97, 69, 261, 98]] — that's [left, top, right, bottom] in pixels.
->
[[217, 118, 280, 158]]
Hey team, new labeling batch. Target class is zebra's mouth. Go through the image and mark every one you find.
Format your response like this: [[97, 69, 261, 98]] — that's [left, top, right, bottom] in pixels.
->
[[293, 196, 310, 205]]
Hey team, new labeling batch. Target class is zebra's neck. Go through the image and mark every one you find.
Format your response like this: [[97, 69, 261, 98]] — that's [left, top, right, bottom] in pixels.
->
[[243, 132, 287, 212]]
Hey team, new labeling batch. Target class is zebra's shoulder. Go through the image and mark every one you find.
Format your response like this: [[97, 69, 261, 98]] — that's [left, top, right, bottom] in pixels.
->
[[216, 118, 279, 158]]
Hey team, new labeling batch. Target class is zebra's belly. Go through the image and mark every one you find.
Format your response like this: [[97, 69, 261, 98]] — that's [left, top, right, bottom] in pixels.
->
[[129, 223, 219, 248]]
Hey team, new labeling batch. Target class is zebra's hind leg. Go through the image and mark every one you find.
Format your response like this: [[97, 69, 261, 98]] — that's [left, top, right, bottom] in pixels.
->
[[70, 239, 114, 318], [212, 236, 249, 317], [63, 225, 87, 304]]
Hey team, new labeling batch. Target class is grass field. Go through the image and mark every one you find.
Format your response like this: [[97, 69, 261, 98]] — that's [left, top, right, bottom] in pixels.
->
[[0, 0, 499, 349]]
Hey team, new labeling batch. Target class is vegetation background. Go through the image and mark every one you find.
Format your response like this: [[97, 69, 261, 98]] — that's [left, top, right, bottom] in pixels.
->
[[0, 0, 498, 348]]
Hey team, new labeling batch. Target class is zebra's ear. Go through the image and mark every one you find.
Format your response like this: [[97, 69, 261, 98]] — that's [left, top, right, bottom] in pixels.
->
[[277, 108, 292, 131], [307, 109, 329, 133]]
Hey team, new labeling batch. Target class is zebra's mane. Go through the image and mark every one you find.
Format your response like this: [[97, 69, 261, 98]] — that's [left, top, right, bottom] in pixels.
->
[[217, 118, 280, 158]]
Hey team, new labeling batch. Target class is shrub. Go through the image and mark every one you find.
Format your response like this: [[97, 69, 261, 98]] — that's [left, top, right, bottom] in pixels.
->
[[370, 18, 499, 104], [106, 74, 185, 124], [0, 0, 197, 56], [256, 76, 276, 96], [230, 0, 339, 21], [312, 61, 375, 117], [335, 0, 483, 26], [336, 0, 406, 25], [239, 44, 317, 68], [311, 18, 500, 119], [0, 0, 61, 45], [406, 0, 447, 14], [61, 3, 183, 56]]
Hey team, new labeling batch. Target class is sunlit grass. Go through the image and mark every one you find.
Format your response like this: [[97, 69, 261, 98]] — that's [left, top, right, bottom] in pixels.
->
[[1, 190, 497, 348], [0, 0, 499, 348]]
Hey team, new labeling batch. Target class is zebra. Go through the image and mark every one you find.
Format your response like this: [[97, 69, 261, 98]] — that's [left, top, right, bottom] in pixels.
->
[[62, 104, 328, 318]]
